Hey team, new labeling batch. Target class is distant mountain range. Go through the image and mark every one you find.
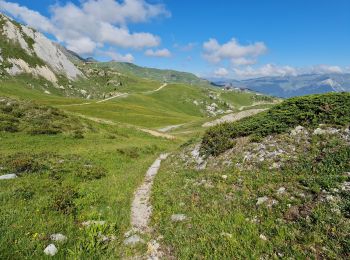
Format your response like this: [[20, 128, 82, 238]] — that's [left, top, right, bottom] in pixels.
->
[[209, 73, 350, 98]]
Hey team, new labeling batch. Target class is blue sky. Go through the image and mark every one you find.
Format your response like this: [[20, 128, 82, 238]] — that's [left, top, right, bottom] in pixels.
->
[[0, 0, 349, 78]]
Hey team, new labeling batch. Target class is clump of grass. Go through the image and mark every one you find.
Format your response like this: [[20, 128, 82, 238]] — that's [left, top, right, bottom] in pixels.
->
[[202, 93, 350, 155]]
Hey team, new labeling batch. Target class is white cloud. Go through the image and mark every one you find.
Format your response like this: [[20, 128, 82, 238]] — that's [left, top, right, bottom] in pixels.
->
[[100, 50, 134, 62], [309, 64, 343, 74], [66, 37, 97, 55], [203, 38, 267, 65], [231, 57, 257, 66], [0, 0, 169, 55], [82, 0, 170, 25], [0, 1, 55, 33], [233, 64, 298, 78], [145, 48, 172, 58], [214, 67, 229, 77]]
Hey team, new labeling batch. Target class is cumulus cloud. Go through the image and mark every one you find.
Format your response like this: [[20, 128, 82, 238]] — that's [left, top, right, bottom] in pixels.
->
[[203, 38, 267, 65], [0, 1, 55, 33], [145, 48, 172, 58], [214, 68, 229, 77], [100, 50, 134, 62], [82, 0, 170, 25], [0, 0, 169, 55]]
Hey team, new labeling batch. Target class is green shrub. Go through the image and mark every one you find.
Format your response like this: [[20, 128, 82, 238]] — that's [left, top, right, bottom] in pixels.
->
[[27, 125, 62, 135], [72, 130, 84, 139], [6, 153, 45, 174], [202, 93, 350, 155], [52, 187, 78, 215], [75, 165, 106, 180]]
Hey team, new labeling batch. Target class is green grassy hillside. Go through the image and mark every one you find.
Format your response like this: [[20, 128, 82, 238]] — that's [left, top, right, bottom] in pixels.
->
[[151, 92, 350, 259], [0, 97, 179, 258], [91, 62, 209, 86]]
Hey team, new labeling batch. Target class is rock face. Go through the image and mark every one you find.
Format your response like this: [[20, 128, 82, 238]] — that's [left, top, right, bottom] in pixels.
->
[[0, 14, 83, 81]]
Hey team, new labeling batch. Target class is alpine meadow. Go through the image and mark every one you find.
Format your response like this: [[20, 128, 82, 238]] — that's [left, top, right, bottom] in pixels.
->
[[0, 1, 349, 259]]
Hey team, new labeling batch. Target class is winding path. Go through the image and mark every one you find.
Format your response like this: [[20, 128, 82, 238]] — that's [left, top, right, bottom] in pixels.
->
[[57, 83, 167, 107], [202, 108, 266, 127]]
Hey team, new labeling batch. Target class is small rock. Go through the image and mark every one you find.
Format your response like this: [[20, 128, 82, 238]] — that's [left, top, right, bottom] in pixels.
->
[[124, 234, 144, 245], [277, 187, 286, 195], [259, 234, 267, 241], [0, 173, 17, 180], [341, 182, 350, 191], [221, 175, 228, 180], [271, 162, 280, 169], [44, 244, 58, 256], [50, 233, 67, 242], [147, 240, 160, 254], [290, 125, 304, 136], [256, 196, 269, 205], [313, 128, 325, 135], [171, 214, 187, 222]]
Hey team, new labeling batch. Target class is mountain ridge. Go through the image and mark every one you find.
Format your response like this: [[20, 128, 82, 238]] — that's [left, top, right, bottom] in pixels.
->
[[209, 73, 350, 97]]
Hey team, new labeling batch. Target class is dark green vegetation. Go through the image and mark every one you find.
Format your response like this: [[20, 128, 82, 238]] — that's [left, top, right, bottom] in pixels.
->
[[202, 92, 350, 155]]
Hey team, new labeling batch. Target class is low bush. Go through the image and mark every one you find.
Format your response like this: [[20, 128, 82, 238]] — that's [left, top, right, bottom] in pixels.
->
[[52, 186, 79, 215], [6, 153, 45, 174]]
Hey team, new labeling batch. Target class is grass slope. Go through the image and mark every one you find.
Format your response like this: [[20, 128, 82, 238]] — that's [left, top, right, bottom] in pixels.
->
[[92, 62, 209, 85], [202, 92, 350, 155], [151, 92, 350, 259], [0, 97, 179, 258]]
